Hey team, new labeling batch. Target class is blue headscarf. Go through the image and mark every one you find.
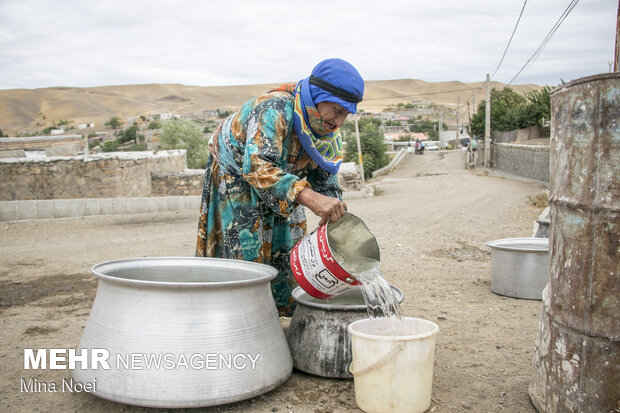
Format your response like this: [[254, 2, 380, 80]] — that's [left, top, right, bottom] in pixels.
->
[[307, 58, 365, 114]]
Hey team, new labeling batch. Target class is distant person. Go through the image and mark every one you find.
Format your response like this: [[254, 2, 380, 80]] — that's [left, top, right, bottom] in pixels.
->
[[470, 138, 478, 152], [195, 58, 364, 316]]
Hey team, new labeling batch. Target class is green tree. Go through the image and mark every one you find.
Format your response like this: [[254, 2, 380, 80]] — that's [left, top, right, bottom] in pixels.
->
[[104, 116, 123, 129], [216, 109, 233, 119], [408, 118, 439, 140], [0, 128, 6, 137], [159, 119, 209, 169], [471, 87, 551, 137], [343, 122, 388, 177], [523, 87, 551, 127], [118, 123, 140, 144], [102, 140, 120, 152], [147, 120, 161, 130]]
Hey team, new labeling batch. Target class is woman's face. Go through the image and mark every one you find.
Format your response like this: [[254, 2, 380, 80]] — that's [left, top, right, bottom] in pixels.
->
[[316, 101, 348, 131]]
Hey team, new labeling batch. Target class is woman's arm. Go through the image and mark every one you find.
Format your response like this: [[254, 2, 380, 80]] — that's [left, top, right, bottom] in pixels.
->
[[296, 187, 345, 226]]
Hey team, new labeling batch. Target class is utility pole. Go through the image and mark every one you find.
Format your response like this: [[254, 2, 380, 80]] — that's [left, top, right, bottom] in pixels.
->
[[456, 97, 460, 148], [467, 101, 472, 136], [439, 110, 443, 147], [354, 115, 365, 185], [484, 73, 491, 168], [472, 91, 475, 112]]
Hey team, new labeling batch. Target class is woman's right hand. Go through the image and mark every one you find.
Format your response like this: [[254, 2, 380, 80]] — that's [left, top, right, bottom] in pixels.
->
[[296, 188, 345, 226]]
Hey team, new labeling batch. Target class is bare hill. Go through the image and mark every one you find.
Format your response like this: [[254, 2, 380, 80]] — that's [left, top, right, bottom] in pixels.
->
[[0, 80, 542, 135]]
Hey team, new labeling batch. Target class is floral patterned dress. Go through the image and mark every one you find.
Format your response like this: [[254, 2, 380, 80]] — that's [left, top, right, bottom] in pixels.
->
[[195, 89, 342, 316]]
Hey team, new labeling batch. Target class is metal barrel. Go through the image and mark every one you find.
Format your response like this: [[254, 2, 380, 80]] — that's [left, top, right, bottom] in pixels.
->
[[529, 73, 619, 412]]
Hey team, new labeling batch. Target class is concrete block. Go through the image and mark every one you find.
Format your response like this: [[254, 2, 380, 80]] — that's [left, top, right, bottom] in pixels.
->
[[53, 199, 70, 218], [35, 200, 54, 219], [16, 201, 36, 220], [184, 196, 201, 211], [69, 199, 85, 218], [124, 198, 138, 214], [0, 201, 18, 221], [134, 197, 149, 213], [83, 199, 99, 217], [98, 198, 114, 215], [99, 198, 125, 215], [147, 198, 160, 213], [165, 196, 181, 211]]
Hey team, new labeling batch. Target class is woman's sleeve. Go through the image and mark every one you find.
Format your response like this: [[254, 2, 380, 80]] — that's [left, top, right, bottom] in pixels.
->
[[240, 101, 310, 217], [306, 166, 343, 201]]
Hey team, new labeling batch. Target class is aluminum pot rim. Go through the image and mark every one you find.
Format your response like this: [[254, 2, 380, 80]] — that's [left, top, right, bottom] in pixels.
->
[[291, 285, 403, 311], [485, 237, 548, 252], [347, 317, 439, 341], [91, 257, 278, 289]]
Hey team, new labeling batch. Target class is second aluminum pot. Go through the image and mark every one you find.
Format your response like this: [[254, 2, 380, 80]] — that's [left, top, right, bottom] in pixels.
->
[[74, 257, 293, 408]]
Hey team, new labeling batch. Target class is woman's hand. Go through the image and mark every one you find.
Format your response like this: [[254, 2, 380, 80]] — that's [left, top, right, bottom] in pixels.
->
[[296, 187, 346, 226]]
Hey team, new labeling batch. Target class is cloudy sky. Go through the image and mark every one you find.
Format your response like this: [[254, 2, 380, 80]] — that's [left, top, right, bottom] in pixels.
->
[[0, 0, 616, 90]]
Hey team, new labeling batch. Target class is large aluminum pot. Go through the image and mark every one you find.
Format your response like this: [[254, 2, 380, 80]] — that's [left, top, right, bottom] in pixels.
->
[[73, 257, 293, 408], [485, 238, 549, 300], [286, 285, 403, 378]]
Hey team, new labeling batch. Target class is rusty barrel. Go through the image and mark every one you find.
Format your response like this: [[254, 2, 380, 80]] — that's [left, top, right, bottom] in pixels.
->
[[529, 73, 619, 412]]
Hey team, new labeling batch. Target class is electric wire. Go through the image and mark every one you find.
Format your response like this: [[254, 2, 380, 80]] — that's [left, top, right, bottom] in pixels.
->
[[506, 0, 580, 85], [490, 0, 528, 81]]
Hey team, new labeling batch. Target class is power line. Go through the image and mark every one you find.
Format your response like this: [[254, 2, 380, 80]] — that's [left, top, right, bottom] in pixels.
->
[[490, 0, 528, 81], [506, 0, 580, 86]]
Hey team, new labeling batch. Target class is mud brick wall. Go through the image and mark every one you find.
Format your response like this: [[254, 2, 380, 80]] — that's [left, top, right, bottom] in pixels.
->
[[151, 170, 205, 196], [0, 150, 187, 200]]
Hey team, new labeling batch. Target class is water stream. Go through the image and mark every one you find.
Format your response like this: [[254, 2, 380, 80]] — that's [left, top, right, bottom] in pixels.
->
[[333, 248, 405, 323]]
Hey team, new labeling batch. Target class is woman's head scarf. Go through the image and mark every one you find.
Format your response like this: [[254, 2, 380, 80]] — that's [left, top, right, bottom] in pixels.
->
[[272, 58, 364, 174], [308, 58, 365, 115]]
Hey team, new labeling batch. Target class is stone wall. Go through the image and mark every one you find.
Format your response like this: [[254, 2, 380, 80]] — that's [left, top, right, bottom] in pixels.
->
[[337, 162, 362, 191], [476, 141, 549, 182], [151, 169, 205, 196], [0, 135, 86, 158], [492, 125, 549, 143], [0, 150, 187, 200]]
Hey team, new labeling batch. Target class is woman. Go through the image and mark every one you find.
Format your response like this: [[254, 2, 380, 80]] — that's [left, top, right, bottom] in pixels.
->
[[195, 58, 364, 316]]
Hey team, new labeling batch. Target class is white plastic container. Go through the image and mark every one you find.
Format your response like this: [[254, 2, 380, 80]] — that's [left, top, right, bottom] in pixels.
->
[[348, 317, 439, 413]]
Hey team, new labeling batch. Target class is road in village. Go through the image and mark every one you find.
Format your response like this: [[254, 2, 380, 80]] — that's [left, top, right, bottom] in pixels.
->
[[0, 149, 549, 412]]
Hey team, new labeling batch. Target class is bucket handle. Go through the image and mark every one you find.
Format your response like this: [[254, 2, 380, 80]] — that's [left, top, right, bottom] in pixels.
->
[[349, 341, 404, 376]]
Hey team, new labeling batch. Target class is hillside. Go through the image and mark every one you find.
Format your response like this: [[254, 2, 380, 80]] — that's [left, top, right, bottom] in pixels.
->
[[0, 80, 542, 135]]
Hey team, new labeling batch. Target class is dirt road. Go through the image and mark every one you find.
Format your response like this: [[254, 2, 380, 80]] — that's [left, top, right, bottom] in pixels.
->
[[0, 150, 549, 412]]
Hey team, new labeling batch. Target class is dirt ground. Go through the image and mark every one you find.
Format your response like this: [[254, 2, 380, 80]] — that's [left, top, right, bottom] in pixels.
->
[[0, 150, 549, 413]]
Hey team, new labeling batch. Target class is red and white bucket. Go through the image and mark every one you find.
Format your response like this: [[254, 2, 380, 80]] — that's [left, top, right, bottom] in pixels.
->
[[290, 213, 380, 299]]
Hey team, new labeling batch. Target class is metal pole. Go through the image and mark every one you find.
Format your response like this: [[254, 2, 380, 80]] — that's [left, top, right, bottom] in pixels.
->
[[354, 115, 365, 184], [83, 134, 89, 157], [484, 73, 491, 168], [456, 97, 460, 148], [439, 110, 443, 147]]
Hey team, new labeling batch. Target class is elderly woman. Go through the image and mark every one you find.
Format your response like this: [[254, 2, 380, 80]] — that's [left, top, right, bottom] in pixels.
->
[[195, 58, 364, 316]]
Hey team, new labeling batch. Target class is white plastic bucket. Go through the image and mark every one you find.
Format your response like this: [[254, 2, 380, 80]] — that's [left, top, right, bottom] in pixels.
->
[[348, 317, 439, 413], [290, 212, 380, 299]]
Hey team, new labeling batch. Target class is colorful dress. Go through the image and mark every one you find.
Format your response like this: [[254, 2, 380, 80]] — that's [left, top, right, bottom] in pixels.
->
[[195, 87, 342, 316]]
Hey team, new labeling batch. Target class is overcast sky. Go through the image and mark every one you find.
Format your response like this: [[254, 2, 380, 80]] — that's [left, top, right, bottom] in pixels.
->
[[0, 0, 616, 90]]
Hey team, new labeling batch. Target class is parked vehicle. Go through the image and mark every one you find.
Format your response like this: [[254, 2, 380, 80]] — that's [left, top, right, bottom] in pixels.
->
[[425, 142, 439, 151]]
